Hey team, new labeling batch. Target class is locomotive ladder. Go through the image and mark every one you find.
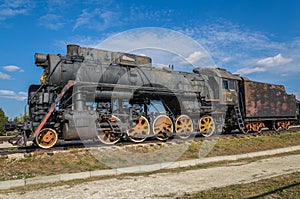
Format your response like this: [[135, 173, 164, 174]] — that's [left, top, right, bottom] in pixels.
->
[[234, 106, 247, 134]]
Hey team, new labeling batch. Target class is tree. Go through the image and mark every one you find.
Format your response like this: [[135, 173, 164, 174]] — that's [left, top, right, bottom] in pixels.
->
[[0, 108, 8, 135], [13, 113, 27, 123]]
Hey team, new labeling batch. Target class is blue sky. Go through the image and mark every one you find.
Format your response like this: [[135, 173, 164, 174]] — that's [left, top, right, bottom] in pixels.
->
[[0, 0, 300, 118]]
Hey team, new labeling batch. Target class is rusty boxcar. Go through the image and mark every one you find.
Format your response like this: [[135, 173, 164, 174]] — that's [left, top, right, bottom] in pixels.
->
[[239, 78, 298, 132]]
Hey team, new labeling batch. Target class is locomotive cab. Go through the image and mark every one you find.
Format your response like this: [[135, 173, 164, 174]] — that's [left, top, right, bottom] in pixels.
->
[[193, 67, 241, 105], [221, 78, 238, 105], [193, 67, 242, 133]]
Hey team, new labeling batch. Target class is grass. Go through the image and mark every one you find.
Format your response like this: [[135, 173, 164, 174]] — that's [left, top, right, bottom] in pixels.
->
[[0, 150, 110, 181], [1, 151, 299, 195], [0, 132, 300, 181], [6, 147, 19, 151], [174, 172, 300, 199]]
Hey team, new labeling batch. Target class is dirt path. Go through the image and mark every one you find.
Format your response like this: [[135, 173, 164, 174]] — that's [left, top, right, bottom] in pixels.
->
[[1, 154, 300, 199]]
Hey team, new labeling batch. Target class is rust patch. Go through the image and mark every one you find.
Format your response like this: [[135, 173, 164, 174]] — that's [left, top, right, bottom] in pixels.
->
[[243, 80, 297, 118]]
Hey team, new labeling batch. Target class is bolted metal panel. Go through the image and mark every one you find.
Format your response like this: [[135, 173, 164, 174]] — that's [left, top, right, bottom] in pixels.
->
[[67, 44, 152, 67], [243, 80, 297, 118]]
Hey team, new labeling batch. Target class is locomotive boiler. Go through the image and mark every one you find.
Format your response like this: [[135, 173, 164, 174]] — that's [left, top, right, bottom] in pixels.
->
[[15, 45, 299, 148]]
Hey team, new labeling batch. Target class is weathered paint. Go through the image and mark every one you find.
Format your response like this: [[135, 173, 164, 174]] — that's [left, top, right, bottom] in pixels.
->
[[243, 80, 297, 118]]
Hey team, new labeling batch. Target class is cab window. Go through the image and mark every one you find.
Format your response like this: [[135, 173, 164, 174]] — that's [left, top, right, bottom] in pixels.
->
[[222, 80, 228, 90], [228, 80, 235, 90], [222, 79, 235, 90]]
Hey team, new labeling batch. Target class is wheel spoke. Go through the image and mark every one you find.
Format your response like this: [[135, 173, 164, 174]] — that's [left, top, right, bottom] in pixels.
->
[[127, 116, 150, 143], [97, 116, 121, 145], [35, 128, 58, 149], [153, 115, 173, 141], [199, 115, 215, 137], [175, 115, 193, 139]]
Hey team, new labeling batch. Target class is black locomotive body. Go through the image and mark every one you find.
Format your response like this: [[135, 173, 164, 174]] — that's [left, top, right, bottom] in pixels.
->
[[16, 45, 299, 148]]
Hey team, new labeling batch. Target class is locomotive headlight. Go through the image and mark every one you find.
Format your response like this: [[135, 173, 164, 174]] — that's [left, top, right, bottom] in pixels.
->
[[40, 72, 47, 84], [35, 53, 49, 84], [35, 53, 48, 68]]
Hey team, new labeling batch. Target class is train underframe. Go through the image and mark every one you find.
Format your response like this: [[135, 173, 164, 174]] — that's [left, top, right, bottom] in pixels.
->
[[222, 105, 297, 134], [27, 82, 224, 148]]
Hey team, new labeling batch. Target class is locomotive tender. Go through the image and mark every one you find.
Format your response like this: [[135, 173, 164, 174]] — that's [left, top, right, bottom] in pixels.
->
[[16, 44, 299, 148]]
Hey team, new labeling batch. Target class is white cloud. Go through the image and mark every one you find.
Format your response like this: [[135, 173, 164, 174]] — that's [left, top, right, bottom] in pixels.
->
[[179, 20, 286, 70], [256, 54, 293, 67], [73, 9, 119, 31], [235, 54, 294, 75], [38, 14, 65, 30], [129, 5, 173, 22], [0, 90, 27, 101], [73, 9, 90, 30], [96, 28, 215, 69], [185, 51, 207, 65], [0, 72, 11, 79], [72, 4, 174, 32], [37, 0, 76, 30], [3, 65, 23, 72], [17, 91, 28, 100], [190, 21, 284, 51], [0, 90, 15, 95], [222, 57, 232, 63], [175, 19, 300, 87], [235, 67, 266, 75], [0, 0, 34, 22], [44, 0, 70, 12]]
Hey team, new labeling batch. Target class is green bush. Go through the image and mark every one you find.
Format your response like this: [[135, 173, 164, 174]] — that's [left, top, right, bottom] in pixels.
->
[[0, 108, 8, 135]]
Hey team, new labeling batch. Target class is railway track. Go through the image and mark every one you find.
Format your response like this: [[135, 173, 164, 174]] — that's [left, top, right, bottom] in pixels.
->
[[0, 126, 299, 157]]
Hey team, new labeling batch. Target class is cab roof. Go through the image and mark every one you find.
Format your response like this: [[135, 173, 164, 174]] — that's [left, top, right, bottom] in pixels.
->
[[193, 67, 241, 80]]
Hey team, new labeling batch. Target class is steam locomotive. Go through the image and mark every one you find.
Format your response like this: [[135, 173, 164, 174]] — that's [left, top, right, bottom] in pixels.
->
[[9, 45, 300, 148]]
